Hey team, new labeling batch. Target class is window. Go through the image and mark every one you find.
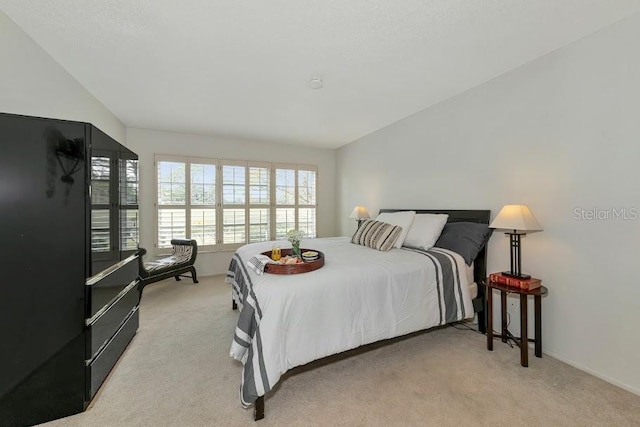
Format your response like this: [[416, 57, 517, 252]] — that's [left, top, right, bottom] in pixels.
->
[[155, 156, 317, 252], [190, 162, 217, 247], [273, 165, 318, 239], [157, 159, 187, 248], [249, 164, 271, 243], [222, 162, 246, 247], [297, 168, 317, 238]]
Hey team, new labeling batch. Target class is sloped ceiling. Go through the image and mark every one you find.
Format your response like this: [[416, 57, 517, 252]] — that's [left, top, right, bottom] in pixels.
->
[[1, 1, 639, 148]]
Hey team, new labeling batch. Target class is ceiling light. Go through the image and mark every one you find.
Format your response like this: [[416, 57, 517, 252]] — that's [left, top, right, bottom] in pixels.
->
[[308, 78, 323, 89]]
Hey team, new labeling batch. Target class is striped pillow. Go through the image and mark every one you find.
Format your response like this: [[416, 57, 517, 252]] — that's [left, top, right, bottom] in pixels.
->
[[351, 220, 402, 252]]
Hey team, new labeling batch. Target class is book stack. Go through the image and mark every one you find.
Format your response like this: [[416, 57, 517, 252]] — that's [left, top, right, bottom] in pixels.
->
[[489, 273, 542, 291]]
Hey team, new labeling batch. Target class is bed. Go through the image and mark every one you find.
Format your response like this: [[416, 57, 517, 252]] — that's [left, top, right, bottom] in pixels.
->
[[227, 209, 490, 420]]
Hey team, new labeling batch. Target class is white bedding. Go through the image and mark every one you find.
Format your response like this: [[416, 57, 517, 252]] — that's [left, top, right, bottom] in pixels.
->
[[468, 281, 478, 299], [463, 262, 477, 298], [228, 237, 474, 406]]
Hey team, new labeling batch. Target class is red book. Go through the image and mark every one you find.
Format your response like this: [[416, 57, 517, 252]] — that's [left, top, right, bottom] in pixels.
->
[[489, 273, 541, 290]]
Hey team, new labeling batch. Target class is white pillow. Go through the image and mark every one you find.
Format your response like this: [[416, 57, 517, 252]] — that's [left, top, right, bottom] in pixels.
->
[[375, 211, 416, 248], [402, 214, 449, 251]]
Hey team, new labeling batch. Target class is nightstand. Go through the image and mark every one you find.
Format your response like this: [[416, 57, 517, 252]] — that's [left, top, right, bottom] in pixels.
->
[[485, 279, 549, 367]]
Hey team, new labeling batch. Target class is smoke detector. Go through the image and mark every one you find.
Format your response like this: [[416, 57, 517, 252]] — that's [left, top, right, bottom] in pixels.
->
[[308, 78, 323, 89]]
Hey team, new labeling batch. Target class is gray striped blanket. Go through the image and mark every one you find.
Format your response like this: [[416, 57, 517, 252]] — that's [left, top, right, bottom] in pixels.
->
[[226, 237, 473, 408]]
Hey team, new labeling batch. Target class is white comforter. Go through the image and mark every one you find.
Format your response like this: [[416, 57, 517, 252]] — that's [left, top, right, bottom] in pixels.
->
[[228, 237, 473, 405]]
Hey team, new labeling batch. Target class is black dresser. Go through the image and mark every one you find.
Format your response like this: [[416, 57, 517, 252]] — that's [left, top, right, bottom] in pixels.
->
[[0, 113, 141, 426]]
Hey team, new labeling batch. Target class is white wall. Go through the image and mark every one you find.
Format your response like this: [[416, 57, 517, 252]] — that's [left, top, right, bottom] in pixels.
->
[[127, 127, 337, 277], [336, 13, 640, 394], [0, 11, 125, 142]]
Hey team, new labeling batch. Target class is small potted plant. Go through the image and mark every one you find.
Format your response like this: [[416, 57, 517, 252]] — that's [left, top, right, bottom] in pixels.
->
[[286, 229, 305, 259]]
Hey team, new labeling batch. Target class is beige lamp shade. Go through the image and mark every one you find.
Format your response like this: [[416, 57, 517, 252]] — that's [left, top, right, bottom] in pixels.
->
[[489, 204, 542, 232], [349, 206, 370, 220]]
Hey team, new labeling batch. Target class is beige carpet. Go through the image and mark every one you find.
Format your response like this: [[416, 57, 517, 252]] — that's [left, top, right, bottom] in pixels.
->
[[44, 275, 640, 427]]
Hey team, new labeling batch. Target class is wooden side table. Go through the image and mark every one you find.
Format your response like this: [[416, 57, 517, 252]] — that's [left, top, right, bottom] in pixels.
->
[[485, 279, 548, 367]]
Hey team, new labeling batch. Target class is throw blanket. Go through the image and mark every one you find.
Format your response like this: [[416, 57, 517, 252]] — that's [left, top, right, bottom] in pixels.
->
[[226, 237, 473, 407]]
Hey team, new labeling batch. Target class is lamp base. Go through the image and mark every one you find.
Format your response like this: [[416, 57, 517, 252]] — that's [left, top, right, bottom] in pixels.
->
[[500, 271, 531, 280]]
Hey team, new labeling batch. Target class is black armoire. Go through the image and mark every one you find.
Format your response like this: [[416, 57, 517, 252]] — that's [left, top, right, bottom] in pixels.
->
[[0, 113, 141, 426]]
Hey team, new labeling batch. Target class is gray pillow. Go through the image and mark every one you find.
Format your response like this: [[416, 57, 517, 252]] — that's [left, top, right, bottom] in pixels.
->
[[434, 222, 493, 265]]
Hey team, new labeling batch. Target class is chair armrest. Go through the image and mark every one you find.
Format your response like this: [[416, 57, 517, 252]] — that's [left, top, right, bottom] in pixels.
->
[[137, 247, 149, 276], [170, 239, 198, 264]]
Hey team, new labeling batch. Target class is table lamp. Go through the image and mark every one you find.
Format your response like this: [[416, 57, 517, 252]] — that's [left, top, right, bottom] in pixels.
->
[[349, 206, 370, 228], [489, 204, 542, 280]]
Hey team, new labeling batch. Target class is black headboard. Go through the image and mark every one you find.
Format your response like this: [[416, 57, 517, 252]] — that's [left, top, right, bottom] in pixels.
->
[[379, 209, 491, 332]]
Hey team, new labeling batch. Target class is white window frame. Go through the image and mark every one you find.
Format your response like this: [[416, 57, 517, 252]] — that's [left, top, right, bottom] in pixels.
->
[[154, 155, 318, 254], [295, 165, 318, 239], [189, 156, 219, 250], [220, 159, 248, 251], [248, 161, 273, 244], [155, 155, 219, 253], [155, 154, 189, 253], [272, 163, 318, 240]]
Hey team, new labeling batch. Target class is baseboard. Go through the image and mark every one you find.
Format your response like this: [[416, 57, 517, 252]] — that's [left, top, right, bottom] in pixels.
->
[[543, 350, 640, 397]]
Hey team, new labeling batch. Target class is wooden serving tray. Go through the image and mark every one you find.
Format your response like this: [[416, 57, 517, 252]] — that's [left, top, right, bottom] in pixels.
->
[[260, 248, 325, 275]]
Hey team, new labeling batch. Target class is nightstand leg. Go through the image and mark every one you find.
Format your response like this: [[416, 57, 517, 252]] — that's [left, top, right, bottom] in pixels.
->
[[487, 287, 493, 351], [520, 294, 528, 367], [501, 291, 508, 343], [535, 295, 542, 358]]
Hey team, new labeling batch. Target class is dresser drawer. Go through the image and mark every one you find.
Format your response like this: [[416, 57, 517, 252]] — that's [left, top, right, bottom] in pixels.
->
[[86, 254, 139, 318], [86, 280, 139, 359], [86, 307, 138, 400]]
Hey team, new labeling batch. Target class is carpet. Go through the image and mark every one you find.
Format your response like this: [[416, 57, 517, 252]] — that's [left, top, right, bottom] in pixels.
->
[[43, 275, 640, 426]]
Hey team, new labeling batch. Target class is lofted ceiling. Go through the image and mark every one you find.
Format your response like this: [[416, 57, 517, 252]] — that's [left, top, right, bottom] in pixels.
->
[[1, 1, 639, 148]]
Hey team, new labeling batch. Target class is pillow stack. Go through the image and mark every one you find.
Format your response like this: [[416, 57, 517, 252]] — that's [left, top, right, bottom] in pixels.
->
[[350, 210, 493, 265]]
